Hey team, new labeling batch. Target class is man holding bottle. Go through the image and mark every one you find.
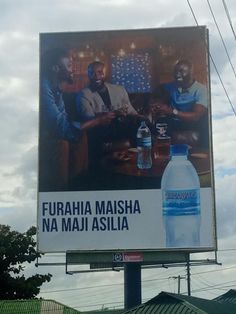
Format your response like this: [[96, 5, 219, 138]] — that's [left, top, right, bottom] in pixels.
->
[[152, 59, 209, 147]]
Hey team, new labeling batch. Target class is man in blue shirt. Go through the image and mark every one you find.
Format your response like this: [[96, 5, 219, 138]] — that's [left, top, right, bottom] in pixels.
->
[[40, 49, 115, 141], [39, 48, 114, 191], [151, 60, 208, 147], [161, 60, 207, 120]]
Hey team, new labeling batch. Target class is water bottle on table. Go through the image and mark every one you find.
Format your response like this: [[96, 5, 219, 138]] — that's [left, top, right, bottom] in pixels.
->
[[136, 121, 152, 169], [161, 144, 201, 247]]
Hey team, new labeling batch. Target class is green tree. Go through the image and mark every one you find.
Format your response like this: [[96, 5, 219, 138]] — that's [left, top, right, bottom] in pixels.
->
[[0, 224, 52, 299]]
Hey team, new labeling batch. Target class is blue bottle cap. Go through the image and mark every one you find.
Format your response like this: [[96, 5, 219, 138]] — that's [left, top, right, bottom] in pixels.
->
[[170, 144, 188, 156]]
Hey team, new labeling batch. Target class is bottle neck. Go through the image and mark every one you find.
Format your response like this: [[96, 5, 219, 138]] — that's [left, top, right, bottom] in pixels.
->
[[171, 155, 187, 160]]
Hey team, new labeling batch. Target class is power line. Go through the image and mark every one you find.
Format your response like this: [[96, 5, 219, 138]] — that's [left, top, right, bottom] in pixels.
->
[[210, 53, 236, 116], [195, 273, 219, 288], [39, 266, 236, 310], [191, 280, 236, 293], [187, 0, 236, 116], [73, 300, 123, 310], [57, 265, 236, 309], [65, 279, 236, 310], [206, 0, 236, 80], [222, 0, 236, 40], [40, 276, 168, 294], [180, 277, 236, 296], [191, 265, 236, 276], [187, 0, 199, 25], [65, 280, 236, 311], [191, 277, 219, 296], [40, 265, 236, 295]]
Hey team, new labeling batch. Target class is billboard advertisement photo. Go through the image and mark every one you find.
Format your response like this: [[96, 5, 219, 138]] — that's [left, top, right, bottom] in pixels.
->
[[38, 26, 216, 253]]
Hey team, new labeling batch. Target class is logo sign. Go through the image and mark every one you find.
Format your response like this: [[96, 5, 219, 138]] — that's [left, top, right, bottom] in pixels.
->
[[123, 252, 144, 262], [113, 253, 124, 262], [113, 252, 144, 262]]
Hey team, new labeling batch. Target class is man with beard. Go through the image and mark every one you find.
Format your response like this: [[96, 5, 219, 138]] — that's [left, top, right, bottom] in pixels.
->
[[40, 50, 113, 141], [76, 61, 137, 122], [75, 61, 142, 189], [39, 49, 113, 191], [76, 61, 140, 155], [151, 59, 208, 147]]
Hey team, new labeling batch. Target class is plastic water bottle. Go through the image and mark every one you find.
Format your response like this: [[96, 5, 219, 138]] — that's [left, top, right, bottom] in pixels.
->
[[161, 144, 201, 247], [136, 121, 152, 169]]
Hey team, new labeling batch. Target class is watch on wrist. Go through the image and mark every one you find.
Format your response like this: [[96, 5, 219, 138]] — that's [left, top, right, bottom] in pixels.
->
[[173, 108, 178, 116]]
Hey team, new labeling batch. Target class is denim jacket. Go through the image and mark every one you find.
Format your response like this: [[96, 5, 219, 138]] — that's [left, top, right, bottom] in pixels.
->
[[40, 79, 79, 141]]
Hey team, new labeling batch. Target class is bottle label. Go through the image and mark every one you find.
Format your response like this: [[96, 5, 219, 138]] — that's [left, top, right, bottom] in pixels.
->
[[137, 137, 151, 148], [163, 188, 200, 216]]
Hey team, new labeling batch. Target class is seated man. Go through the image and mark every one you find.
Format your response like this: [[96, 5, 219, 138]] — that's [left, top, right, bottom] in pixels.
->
[[39, 49, 114, 191], [76, 61, 137, 121], [152, 59, 209, 147], [76, 61, 141, 162]]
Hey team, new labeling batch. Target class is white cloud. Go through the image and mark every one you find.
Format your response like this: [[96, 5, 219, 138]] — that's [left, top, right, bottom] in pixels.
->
[[212, 115, 236, 168], [215, 173, 236, 237]]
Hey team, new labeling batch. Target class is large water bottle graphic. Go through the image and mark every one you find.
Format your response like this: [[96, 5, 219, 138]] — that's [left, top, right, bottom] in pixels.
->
[[161, 144, 201, 247], [136, 121, 152, 169]]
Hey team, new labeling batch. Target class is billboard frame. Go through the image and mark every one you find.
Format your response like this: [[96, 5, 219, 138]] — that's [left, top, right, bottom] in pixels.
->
[[37, 26, 217, 257]]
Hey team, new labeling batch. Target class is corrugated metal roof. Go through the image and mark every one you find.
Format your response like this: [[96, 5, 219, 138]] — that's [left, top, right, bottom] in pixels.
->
[[85, 310, 123, 314], [123, 291, 236, 314], [213, 289, 236, 304], [0, 299, 81, 314], [123, 292, 201, 314]]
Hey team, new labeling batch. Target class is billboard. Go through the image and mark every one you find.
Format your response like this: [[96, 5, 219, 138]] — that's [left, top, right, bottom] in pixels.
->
[[38, 26, 216, 253]]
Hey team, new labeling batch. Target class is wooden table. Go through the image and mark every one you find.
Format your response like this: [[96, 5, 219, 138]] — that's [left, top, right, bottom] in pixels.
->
[[101, 147, 211, 189]]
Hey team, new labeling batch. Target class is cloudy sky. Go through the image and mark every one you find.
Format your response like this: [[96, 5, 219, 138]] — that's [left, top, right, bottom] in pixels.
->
[[0, 0, 236, 311]]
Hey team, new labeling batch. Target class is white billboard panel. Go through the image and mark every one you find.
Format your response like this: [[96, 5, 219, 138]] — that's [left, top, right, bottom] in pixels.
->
[[38, 26, 216, 253], [38, 189, 214, 252]]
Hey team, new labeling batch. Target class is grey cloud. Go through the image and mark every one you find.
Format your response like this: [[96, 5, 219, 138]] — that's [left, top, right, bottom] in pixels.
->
[[0, 201, 36, 232], [0, 105, 38, 167], [0, 33, 38, 81], [214, 173, 236, 238], [12, 145, 38, 195], [212, 115, 236, 170], [209, 34, 236, 75], [0, 0, 190, 34]]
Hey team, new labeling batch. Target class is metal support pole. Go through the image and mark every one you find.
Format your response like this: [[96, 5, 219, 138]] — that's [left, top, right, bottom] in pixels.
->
[[178, 275, 181, 294], [124, 263, 141, 310], [186, 255, 191, 296], [169, 275, 185, 294]]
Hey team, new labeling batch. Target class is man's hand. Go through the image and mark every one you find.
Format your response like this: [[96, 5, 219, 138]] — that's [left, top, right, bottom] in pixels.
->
[[151, 103, 172, 116], [113, 104, 129, 118], [96, 111, 116, 125], [77, 112, 116, 131]]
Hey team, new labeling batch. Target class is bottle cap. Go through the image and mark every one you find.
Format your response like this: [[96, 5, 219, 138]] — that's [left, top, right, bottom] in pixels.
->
[[170, 144, 188, 156]]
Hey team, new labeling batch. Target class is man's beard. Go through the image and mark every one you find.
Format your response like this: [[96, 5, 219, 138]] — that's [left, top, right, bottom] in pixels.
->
[[90, 79, 105, 91], [175, 74, 191, 88], [66, 75, 74, 84], [59, 70, 74, 84]]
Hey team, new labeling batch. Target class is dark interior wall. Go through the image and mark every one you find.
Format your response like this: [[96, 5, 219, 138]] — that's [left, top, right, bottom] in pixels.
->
[[41, 26, 208, 87], [41, 27, 209, 113]]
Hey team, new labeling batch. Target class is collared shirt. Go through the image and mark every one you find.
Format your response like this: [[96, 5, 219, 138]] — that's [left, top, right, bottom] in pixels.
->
[[76, 82, 137, 121], [163, 80, 208, 112], [40, 79, 80, 141]]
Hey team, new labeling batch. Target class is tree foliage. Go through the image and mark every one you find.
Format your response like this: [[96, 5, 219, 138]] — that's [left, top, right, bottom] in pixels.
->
[[0, 224, 52, 299]]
